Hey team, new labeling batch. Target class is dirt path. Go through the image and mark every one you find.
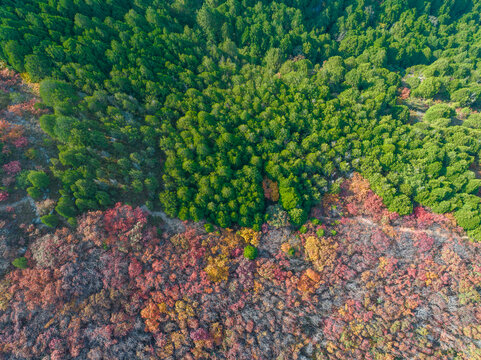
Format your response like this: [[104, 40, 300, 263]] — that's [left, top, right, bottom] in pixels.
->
[[320, 215, 470, 241], [355, 216, 470, 240], [0, 195, 41, 224], [140, 205, 185, 233], [0, 197, 30, 212]]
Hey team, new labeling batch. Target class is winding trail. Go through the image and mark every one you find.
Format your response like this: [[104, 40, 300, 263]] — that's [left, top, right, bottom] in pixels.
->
[[0, 197, 30, 212], [0, 196, 40, 220], [356, 216, 470, 240], [320, 215, 471, 241], [140, 205, 185, 233]]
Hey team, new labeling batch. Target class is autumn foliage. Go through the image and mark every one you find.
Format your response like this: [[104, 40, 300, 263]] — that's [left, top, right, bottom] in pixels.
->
[[1, 175, 481, 359]]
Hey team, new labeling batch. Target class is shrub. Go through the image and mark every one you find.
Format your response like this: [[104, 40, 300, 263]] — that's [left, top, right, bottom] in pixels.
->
[[287, 247, 296, 257], [450, 88, 471, 106], [39, 114, 57, 137], [39, 79, 78, 108], [330, 230, 337, 236], [288, 208, 307, 227], [27, 170, 49, 189], [463, 113, 481, 129], [412, 77, 442, 98], [55, 197, 77, 218], [244, 245, 258, 260], [387, 194, 413, 215], [204, 223, 214, 232], [329, 182, 341, 194], [41, 214, 59, 228], [15, 170, 30, 189], [317, 229, 325, 237], [12, 257, 27, 269], [27, 186, 43, 200], [423, 104, 455, 125], [299, 225, 307, 234]]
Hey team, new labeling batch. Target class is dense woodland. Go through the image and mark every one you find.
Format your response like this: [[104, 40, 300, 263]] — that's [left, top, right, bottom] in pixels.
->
[[2, 1, 481, 236]]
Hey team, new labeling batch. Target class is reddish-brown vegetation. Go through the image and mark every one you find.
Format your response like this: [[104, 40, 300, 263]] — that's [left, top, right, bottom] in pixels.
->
[[1, 174, 481, 359]]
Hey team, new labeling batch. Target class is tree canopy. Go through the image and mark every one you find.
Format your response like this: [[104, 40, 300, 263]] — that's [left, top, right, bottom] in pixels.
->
[[2, 0, 481, 238]]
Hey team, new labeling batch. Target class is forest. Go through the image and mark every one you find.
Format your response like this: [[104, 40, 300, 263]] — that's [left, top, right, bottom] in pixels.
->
[[2, 1, 481, 358], [1, 0, 481, 237]]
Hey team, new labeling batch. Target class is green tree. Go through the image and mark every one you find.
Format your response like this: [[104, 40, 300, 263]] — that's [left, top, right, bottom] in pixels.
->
[[289, 208, 307, 227], [41, 214, 60, 228], [387, 194, 413, 215], [12, 257, 28, 269], [39, 114, 57, 137], [412, 77, 442, 99], [27, 171, 50, 189], [3, 40, 29, 72], [24, 54, 50, 82], [244, 245, 258, 260], [39, 79, 78, 108], [423, 104, 455, 125], [55, 197, 77, 218]]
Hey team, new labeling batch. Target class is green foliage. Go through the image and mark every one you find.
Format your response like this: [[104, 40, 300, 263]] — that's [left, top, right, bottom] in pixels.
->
[[2, 0, 481, 238], [289, 208, 307, 227], [3, 40, 28, 72], [412, 78, 442, 99], [27, 171, 49, 189], [279, 185, 300, 211], [24, 54, 50, 82], [15, 170, 31, 190], [55, 197, 77, 218], [39, 79, 77, 108], [287, 247, 296, 257], [463, 113, 481, 129], [41, 214, 59, 228], [159, 191, 178, 218], [27, 186, 43, 200], [204, 223, 214, 233], [423, 104, 455, 126], [388, 195, 413, 215], [12, 257, 28, 269], [316, 229, 325, 237], [243, 245, 258, 260], [39, 115, 57, 137], [451, 88, 472, 106]]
